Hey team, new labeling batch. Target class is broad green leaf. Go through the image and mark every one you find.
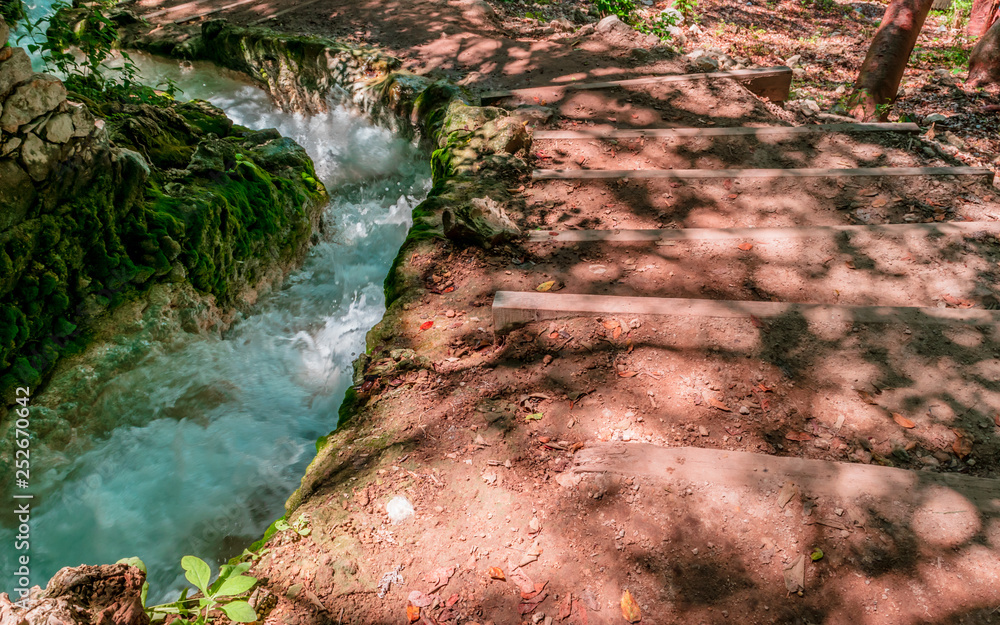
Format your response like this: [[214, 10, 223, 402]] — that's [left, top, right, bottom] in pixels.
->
[[215, 575, 257, 597], [525, 413, 543, 421], [181, 556, 212, 594], [221, 600, 258, 623], [274, 519, 290, 532], [116, 557, 147, 573], [231, 562, 252, 576]]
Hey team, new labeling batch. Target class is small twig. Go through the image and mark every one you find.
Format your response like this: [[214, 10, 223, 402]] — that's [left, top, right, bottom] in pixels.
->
[[337, 607, 345, 624]]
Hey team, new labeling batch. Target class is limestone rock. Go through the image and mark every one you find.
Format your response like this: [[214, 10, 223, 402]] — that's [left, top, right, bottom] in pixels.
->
[[0, 564, 150, 625], [1, 135, 20, 156], [596, 15, 629, 34], [442, 195, 521, 246], [1, 74, 67, 133], [45, 112, 73, 143], [19, 132, 60, 180], [924, 113, 949, 123], [551, 17, 574, 31], [1, 18, 9, 48], [480, 116, 530, 154], [67, 101, 96, 137], [0, 47, 33, 99], [510, 104, 554, 125]]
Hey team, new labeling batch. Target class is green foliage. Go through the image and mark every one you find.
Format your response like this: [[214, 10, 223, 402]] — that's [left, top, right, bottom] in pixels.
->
[[594, 0, 637, 23], [911, 43, 971, 70], [671, 0, 699, 21], [931, 0, 973, 28], [1, 0, 25, 25], [274, 515, 311, 536], [145, 556, 259, 624], [20, 1, 180, 104]]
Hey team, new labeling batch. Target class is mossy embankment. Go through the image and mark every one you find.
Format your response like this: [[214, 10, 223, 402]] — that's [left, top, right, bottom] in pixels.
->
[[0, 20, 329, 486]]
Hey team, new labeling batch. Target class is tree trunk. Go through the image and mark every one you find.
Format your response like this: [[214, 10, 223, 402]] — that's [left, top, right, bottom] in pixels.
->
[[847, 0, 935, 121], [968, 0, 999, 38], [968, 17, 1000, 87]]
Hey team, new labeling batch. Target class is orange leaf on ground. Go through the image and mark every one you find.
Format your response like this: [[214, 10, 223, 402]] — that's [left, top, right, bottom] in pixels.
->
[[994, 413, 1000, 427], [707, 397, 731, 412], [755, 383, 773, 392], [621, 590, 642, 623], [738, 242, 753, 251], [892, 413, 916, 428], [419, 320, 433, 331], [613, 326, 622, 340], [549, 332, 560, 339], [728, 194, 739, 200], [443, 285, 454, 293], [856, 390, 879, 405], [446, 594, 460, 607], [872, 198, 888, 207], [603, 319, 620, 330], [749, 314, 764, 328], [406, 606, 420, 622], [488, 567, 505, 581], [618, 371, 638, 378], [785, 431, 814, 441], [953, 431, 973, 458]]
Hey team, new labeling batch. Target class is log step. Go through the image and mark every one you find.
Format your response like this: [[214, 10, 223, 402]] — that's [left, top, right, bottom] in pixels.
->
[[492, 291, 1000, 332], [532, 122, 921, 140], [481, 67, 793, 105], [570, 442, 1000, 514], [526, 221, 1000, 243], [531, 166, 995, 181]]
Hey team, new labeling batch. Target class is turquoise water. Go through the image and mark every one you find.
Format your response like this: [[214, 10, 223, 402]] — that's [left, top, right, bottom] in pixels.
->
[[0, 52, 429, 599]]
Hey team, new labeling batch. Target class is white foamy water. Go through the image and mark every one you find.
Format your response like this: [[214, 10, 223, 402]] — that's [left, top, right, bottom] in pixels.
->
[[0, 54, 429, 599]]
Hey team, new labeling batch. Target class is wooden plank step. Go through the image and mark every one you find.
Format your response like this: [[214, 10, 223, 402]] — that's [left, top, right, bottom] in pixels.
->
[[569, 442, 1000, 514], [173, 0, 258, 23], [526, 221, 1000, 243], [533, 122, 921, 140], [492, 291, 1000, 332], [481, 67, 793, 105], [532, 166, 995, 181]]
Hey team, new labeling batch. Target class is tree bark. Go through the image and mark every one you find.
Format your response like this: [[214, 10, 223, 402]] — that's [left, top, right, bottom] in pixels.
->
[[968, 0, 999, 38], [968, 16, 1000, 87], [847, 0, 935, 121]]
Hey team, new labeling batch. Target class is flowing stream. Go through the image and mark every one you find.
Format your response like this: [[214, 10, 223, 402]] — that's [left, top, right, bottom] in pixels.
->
[[0, 50, 430, 599]]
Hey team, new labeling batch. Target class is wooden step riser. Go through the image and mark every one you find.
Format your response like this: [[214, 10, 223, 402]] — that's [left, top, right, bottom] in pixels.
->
[[532, 166, 996, 181], [492, 291, 1000, 333], [572, 443, 1000, 513], [482, 67, 793, 105], [532, 122, 921, 140], [526, 221, 1000, 243]]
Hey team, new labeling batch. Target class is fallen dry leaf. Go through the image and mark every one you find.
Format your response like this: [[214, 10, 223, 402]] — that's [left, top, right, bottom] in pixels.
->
[[488, 567, 505, 581], [783, 554, 806, 594], [419, 320, 433, 331], [749, 314, 764, 329], [423, 566, 456, 591], [559, 594, 573, 620], [953, 430, 973, 458], [994, 413, 1000, 427], [406, 605, 420, 622], [618, 371, 638, 378], [408, 591, 433, 608], [537, 280, 556, 292], [446, 594, 459, 607], [845, 260, 856, 270], [738, 242, 753, 251], [777, 481, 798, 509], [621, 590, 642, 623], [509, 567, 535, 595], [728, 193, 739, 199], [892, 413, 916, 429], [602, 319, 620, 330], [549, 331, 560, 339], [871, 198, 888, 208], [706, 396, 731, 412], [857, 390, 879, 405], [612, 326, 622, 340], [785, 431, 814, 441]]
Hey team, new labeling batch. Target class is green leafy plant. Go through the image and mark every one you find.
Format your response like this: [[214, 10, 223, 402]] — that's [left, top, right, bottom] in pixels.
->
[[145, 556, 258, 624], [594, 0, 637, 23], [19, 1, 179, 103], [274, 515, 311, 537], [671, 0, 699, 21]]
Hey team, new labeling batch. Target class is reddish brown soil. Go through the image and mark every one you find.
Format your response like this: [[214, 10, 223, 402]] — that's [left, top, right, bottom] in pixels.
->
[[125, 1, 1000, 623]]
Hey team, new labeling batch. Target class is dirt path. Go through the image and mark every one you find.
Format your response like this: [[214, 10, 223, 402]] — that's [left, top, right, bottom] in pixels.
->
[[123, 1, 1000, 623]]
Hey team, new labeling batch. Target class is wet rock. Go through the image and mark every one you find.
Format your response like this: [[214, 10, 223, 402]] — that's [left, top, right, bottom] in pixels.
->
[[20, 131, 60, 180], [0, 47, 33, 99], [44, 112, 73, 143], [1, 73, 66, 133], [0, 563, 150, 625], [442, 195, 521, 247]]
